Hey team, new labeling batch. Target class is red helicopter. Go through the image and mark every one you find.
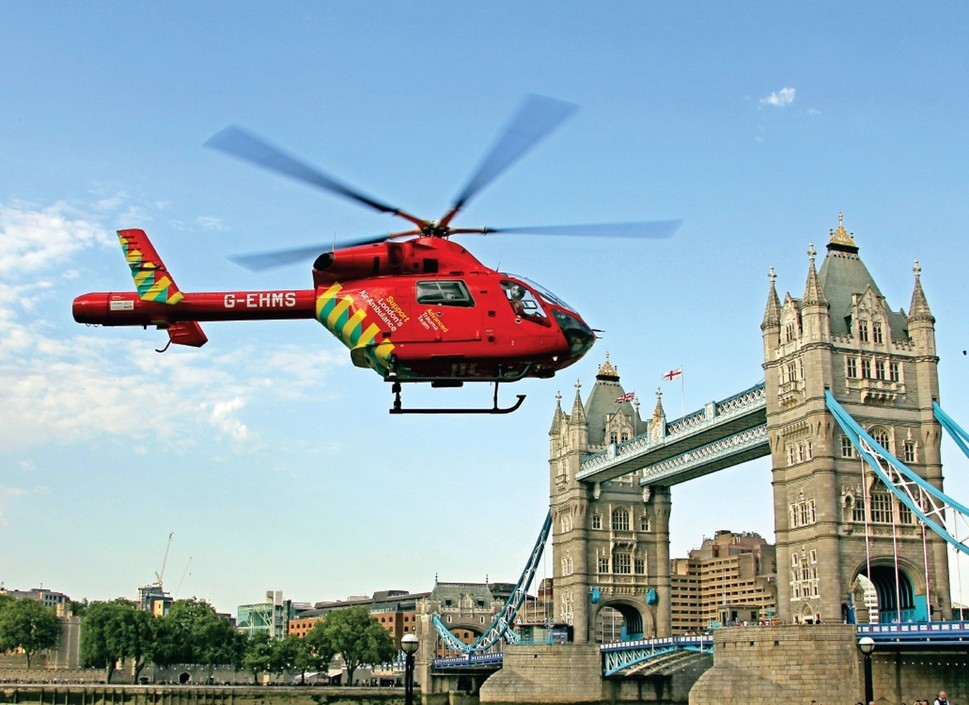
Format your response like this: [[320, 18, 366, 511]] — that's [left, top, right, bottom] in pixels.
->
[[73, 95, 679, 414]]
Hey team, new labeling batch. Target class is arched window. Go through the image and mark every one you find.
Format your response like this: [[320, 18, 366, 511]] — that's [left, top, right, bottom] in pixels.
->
[[611, 507, 630, 531], [869, 426, 892, 453]]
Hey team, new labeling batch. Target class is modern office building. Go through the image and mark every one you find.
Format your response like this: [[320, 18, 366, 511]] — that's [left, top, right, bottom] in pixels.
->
[[670, 530, 777, 633], [237, 590, 297, 639]]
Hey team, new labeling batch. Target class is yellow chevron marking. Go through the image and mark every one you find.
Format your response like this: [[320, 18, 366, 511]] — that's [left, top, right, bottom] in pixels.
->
[[341, 309, 367, 341], [357, 323, 380, 348], [326, 296, 354, 330], [315, 283, 343, 318], [145, 275, 174, 300], [374, 341, 395, 365]]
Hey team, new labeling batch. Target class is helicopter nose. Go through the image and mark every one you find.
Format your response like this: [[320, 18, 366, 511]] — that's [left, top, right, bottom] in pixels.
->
[[565, 323, 596, 358], [553, 310, 596, 359]]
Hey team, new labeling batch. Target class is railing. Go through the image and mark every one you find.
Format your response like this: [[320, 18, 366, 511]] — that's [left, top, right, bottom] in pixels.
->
[[857, 620, 969, 646], [432, 652, 503, 670]]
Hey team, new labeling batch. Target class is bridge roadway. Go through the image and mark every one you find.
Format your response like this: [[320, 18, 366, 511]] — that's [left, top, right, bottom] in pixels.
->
[[576, 382, 769, 486], [431, 621, 969, 676]]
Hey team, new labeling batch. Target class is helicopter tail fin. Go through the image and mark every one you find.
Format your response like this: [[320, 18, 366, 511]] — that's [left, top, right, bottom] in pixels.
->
[[117, 228, 185, 305], [116, 229, 208, 349]]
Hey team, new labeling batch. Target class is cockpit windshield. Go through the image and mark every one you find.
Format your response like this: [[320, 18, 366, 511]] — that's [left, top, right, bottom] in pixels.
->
[[503, 274, 578, 314]]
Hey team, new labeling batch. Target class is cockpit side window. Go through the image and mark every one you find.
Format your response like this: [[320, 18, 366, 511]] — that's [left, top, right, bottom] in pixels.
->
[[416, 280, 474, 307], [501, 280, 550, 325]]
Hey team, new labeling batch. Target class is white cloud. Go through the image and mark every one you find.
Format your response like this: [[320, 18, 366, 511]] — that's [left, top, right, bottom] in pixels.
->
[[760, 87, 796, 108], [195, 216, 227, 231], [209, 397, 250, 441], [0, 201, 113, 279], [0, 198, 347, 453]]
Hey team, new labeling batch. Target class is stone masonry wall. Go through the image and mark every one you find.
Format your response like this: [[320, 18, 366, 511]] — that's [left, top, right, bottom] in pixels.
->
[[690, 624, 860, 705], [479, 644, 603, 704], [689, 624, 969, 705]]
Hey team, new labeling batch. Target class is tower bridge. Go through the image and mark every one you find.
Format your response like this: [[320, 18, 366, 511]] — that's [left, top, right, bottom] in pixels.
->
[[418, 215, 969, 705]]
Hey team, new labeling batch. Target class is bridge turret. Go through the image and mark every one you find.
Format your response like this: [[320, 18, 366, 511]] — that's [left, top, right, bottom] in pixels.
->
[[800, 242, 831, 346], [568, 381, 588, 449], [907, 260, 937, 358], [761, 265, 782, 357]]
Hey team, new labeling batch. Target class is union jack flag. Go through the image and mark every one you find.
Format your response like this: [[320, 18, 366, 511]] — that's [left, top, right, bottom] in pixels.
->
[[615, 391, 636, 403]]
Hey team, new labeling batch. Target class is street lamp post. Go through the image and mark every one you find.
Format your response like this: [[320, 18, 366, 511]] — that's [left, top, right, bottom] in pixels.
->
[[858, 636, 875, 705], [401, 633, 419, 705]]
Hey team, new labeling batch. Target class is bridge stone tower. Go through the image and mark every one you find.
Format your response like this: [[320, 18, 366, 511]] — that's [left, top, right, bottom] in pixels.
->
[[762, 214, 952, 624], [549, 356, 673, 641]]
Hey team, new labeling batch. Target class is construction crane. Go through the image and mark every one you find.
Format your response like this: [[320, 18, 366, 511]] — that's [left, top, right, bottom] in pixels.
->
[[154, 532, 174, 591]]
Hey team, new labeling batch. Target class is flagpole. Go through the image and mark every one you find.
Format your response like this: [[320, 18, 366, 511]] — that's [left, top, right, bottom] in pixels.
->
[[680, 364, 685, 419], [659, 367, 685, 418]]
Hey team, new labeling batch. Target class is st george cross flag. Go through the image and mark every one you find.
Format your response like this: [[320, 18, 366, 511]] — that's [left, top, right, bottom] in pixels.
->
[[615, 391, 636, 403], [661, 367, 683, 382]]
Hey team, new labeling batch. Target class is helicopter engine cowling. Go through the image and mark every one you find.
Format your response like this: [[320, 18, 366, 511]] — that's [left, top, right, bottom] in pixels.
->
[[312, 238, 489, 285]]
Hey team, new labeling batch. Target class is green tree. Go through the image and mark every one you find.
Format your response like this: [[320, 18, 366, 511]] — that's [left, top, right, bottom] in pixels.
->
[[314, 607, 395, 685], [80, 599, 155, 683], [241, 632, 273, 684], [300, 623, 336, 683], [0, 598, 61, 668], [269, 634, 301, 679], [192, 608, 240, 681], [153, 598, 236, 675]]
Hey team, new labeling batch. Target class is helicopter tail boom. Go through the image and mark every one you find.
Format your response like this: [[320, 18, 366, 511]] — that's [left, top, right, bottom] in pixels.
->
[[73, 229, 317, 349]]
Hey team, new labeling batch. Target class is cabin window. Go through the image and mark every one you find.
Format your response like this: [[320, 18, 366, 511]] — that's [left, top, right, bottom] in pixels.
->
[[416, 280, 474, 307], [501, 280, 550, 325]]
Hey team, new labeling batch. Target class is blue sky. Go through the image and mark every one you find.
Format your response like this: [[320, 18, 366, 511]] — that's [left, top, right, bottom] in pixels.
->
[[2, 2, 968, 615]]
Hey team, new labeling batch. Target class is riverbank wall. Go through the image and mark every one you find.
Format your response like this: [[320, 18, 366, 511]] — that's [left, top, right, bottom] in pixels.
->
[[0, 685, 416, 705]]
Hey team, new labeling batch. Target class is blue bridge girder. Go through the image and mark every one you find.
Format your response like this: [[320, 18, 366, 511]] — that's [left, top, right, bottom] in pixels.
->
[[432, 511, 553, 655], [826, 392, 969, 557], [600, 635, 713, 677], [432, 652, 504, 672], [576, 382, 768, 486]]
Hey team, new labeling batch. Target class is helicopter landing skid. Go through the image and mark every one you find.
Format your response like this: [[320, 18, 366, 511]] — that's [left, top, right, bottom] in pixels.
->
[[389, 381, 526, 415]]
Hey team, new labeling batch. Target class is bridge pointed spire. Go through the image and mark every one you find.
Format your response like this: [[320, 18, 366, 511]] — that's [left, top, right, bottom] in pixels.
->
[[802, 242, 828, 307], [908, 259, 934, 323], [550, 390, 566, 434], [570, 380, 586, 425], [762, 265, 781, 331]]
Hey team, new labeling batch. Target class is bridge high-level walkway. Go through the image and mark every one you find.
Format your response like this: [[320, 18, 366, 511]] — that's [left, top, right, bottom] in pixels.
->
[[577, 383, 768, 486]]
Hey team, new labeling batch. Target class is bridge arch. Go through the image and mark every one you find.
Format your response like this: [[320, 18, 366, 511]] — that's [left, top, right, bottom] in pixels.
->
[[592, 598, 655, 642], [851, 556, 927, 623]]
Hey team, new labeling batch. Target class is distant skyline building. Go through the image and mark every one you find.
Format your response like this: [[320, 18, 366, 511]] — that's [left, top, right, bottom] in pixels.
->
[[137, 584, 173, 617], [237, 590, 296, 640], [0, 586, 71, 610], [670, 529, 777, 633]]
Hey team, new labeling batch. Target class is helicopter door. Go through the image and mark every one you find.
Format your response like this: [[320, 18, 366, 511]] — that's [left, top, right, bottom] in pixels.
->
[[411, 279, 482, 342]]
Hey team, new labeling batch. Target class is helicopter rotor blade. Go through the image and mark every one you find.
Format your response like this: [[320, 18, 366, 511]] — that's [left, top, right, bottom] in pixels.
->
[[440, 95, 578, 228], [455, 219, 683, 239], [230, 229, 421, 272], [205, 126, 426, 228]]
